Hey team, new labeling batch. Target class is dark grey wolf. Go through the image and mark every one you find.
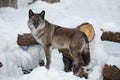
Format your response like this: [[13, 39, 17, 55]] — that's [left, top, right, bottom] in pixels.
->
[[28, 9, 90, 76]]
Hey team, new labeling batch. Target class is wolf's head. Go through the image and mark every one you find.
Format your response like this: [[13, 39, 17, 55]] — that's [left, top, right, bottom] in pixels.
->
[[28, 9, 46, 31]]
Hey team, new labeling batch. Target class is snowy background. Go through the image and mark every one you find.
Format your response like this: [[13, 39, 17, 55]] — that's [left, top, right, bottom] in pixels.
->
[[0, 0, 120, 80]]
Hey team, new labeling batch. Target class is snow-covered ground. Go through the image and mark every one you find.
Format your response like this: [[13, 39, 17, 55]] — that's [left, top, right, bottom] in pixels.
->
[[0, 0, 120, 80]]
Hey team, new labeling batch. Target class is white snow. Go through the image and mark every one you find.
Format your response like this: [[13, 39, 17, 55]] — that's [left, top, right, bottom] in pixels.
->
[[0, 0, 120, 80]]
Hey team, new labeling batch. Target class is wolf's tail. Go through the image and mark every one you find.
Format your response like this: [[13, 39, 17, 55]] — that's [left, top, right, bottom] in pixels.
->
[[82, 47, 90, 66]]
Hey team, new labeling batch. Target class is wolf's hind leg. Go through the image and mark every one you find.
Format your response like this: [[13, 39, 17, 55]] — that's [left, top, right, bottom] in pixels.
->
[[73, 54, 84, 76], [62, 55, 73, 72], [70, 49, 84, 76]]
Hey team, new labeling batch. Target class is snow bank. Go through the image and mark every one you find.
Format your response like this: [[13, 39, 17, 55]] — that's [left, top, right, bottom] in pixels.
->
[[19, 67, 81, 80]]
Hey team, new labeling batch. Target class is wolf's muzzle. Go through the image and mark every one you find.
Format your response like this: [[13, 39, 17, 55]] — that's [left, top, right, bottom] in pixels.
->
[[33, 22, 39, 28]]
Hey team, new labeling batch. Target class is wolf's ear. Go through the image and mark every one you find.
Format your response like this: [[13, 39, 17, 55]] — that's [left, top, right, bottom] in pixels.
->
[[40, 10, 45, 19], [29, 9, 34, 18]]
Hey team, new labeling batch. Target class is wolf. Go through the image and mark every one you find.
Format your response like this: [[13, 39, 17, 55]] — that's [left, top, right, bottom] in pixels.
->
[[28, 9, 90, 76]]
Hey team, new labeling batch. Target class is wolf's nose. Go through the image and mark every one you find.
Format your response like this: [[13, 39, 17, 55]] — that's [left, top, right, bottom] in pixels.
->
[[33, 22, 38, 28], [0, 62, 3, 67]]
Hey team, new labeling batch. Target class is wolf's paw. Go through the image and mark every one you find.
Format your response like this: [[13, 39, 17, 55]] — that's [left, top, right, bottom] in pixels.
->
[[0, 62, 3, 68], [78, 68, 88, 79], [22, 68, 33, 74], [64, 67, 72, 72], [39, 60, 44, 66]]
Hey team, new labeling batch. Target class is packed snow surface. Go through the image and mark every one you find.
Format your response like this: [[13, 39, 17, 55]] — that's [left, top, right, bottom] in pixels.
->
[[0, 0, 120, 80]]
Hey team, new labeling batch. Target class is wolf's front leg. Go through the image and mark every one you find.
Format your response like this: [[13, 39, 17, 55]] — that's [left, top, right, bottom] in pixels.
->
[[44, 45, 51, 69]]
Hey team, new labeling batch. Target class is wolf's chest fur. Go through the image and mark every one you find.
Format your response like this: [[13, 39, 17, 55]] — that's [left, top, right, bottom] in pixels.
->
[[32, 28, 44, 44]]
